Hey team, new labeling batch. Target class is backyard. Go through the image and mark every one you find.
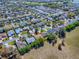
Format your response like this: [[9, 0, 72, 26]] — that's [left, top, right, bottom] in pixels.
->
[[22, 27, 79, 59]]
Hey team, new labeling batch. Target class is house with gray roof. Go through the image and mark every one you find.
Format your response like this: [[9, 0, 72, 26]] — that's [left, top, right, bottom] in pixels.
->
[[25, 37, 36, 44]]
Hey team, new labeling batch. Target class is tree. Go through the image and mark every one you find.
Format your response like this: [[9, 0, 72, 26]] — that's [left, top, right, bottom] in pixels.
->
[[32, 40, 40, 49], [1, 47, 17, 59], [58, 28, 66, 46], [68, 12, 76, 19], [52, 20, 57, 28], [59, 28, 66, 38], [74, 21, 79, 26], [19, 46, 30, 55], [38, 38, 44, 46], [76, 8, 79, 15], [65, 23, 76, 32], [47, 33, 57, 43], [35, 28, 38, 35], [44, 3, 61, 8]]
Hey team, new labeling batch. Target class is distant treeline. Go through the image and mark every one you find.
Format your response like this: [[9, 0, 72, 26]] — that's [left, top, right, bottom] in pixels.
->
[[23, 2, 62, 8]]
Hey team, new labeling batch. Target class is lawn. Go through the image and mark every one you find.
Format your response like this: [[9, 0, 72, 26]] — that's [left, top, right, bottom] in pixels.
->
[[21, 31, 27, 35], [8, 41, 16, 45]]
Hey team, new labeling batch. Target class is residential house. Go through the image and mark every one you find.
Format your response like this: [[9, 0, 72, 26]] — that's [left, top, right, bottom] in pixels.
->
[[25, 37, 36, 44]]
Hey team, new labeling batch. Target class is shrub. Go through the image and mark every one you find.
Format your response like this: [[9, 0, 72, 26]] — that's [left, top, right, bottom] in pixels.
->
[[32, 40, 40, 49], [2, 38, 9, 42], [58, 29, 66, 39], [74, 21, 79, 26], [46, 33, 57, 43], [65, 21, 79, 32], [38, 38, 44, 46], [19, 45, 31, 55], [30, 38, 44, 49], [18, 37, 45, 55], [65, 24, 74, 32], [68, 12, 76, 19]]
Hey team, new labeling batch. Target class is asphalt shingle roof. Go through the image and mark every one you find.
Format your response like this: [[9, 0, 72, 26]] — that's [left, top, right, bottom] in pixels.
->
[[26, 37, 35, 44]]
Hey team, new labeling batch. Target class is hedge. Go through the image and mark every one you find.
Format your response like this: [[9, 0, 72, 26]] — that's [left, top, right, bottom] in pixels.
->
[[18, 38, 44, 55], [65, 21, 79, 32], [19, 45, 31, 55]]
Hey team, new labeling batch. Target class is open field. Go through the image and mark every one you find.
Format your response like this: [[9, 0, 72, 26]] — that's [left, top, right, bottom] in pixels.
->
[[22, 27, 79, 59], [66, 27, 79, 59]]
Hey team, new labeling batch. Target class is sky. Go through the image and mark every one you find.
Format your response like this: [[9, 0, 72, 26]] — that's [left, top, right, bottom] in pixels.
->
[[73, 0, 79, 3]]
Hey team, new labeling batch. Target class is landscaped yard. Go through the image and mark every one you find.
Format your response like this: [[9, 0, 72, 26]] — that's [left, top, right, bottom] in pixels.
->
[[21, 31, 27, 35], [8, 41, 16, 45], [22, 27, 79, 59]]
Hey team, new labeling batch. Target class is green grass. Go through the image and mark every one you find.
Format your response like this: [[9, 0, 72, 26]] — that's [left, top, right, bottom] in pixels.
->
[[14, 34, 18, 38], [41, 30, 46, 32], [23, 2, 47, 6], [21, 31, 27, 35], [46, 28, 51, 30], [8, 41, 16, 45]]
